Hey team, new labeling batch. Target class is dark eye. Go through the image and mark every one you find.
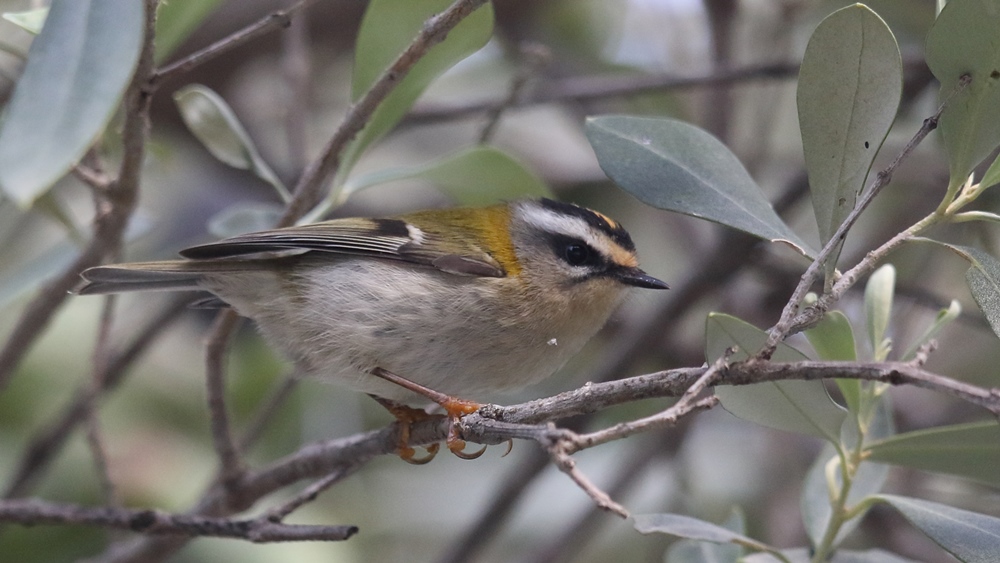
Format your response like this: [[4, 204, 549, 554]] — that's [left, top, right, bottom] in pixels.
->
[[563, 243, 590, 266]]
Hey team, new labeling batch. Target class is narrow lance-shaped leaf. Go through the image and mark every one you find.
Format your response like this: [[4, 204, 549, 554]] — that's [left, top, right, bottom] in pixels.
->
[[634, 512, 773, 554], [877, 494, 1000, 563], [707, 313, 846, 443], [664, 509, 747, 563], [340, 0, 494, 181], [864, 264, 895, 361], [866, 421, 1000, 486], [801, 397, 893, 549], [798, 4, 901, 280], [586, 115, 813, 257], [900, 299, 960, 361], [0, 0, 145, 207], [926, 0, 1000, 186], [2, 8, 48, 34], [920, 240, 1000, 340], [804, 310, 859, 412], [174, 84, 290, 201]]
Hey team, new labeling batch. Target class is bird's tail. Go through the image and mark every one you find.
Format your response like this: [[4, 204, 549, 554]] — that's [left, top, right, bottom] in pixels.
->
[[76, 260, 262, 295]]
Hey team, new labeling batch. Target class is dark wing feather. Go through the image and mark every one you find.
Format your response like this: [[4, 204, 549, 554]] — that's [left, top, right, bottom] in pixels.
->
[[179, 218, 506, 278]]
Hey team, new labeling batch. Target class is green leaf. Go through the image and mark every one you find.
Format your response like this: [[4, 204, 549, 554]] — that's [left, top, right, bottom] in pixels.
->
[[804, 311, 859, 410], [744, 549, 918, 563], [805, 311, 857, 362], [207, 202, 283, 238], [2, 8, 48, 34], [174, 84, 290, 201], [798, 4, 901, 278], [664, 509, 746, 563], [634, 512, 770, 553], [154, 0, 224, 62], [926, 0, 1000, 184], [981, 152, 1000, 191], [801, 398, 893, 549], [867, 421, 1000, 486], [341, 0, 493, 179], [900, 299, 960, 361], [343, 146, 551, 206], [877, 494, 1000, 563], [864, 264, 895, 361], [586, 116, 813, 257], [0, 0, 145, 208], [707, 313, 846, 443], [922, 241, 1000, 340]]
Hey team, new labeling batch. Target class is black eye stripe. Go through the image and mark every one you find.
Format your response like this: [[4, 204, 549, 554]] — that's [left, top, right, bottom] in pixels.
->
[[550, 235, 604, 268]]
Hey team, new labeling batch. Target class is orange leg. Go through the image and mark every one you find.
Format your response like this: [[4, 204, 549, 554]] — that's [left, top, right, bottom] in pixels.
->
[[371, 368, 487, 460], [369, 396, 442, 464]]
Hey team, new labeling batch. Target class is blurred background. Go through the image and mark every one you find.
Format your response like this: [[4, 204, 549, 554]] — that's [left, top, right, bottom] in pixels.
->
[[0, 0, 996, 561]]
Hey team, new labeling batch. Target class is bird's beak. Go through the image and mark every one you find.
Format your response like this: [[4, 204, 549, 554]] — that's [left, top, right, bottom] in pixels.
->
[[615, 267, 669, 290]]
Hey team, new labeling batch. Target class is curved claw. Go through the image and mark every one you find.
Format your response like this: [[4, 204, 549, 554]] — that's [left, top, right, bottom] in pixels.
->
[[448, 439, 487, 460], [400, 443, 440, 465], [501, 439, 514, 457]]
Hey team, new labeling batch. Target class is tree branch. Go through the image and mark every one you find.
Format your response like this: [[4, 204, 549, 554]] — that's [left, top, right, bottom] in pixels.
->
[[0, 499, 357, 543]]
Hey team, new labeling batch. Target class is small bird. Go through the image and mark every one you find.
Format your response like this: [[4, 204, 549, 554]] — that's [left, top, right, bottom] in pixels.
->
[[78, 198, 668, 461]]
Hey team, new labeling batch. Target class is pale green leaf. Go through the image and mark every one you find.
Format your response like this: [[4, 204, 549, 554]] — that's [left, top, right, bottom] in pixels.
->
[[805, 311, 857, 363], [744, 549, 917, 563], [174, 84, 289, 201], [802, 398, 893, 549], [922, 241, 1000, 341], [804, 310, 859, 410], [864, 264, 895, 361], [634, 512, 771, 554], [900, 299, 961, 361], [2, 8, 48, 34], [707, 313, 846, 443], [878, 494, 1000, 563], [867, 421, 1000, 486], [664, 509, 746, 563], [586, 116, 813, 257], [0, 0, 145, 207], [926, 0, 1000, 184], [341, 0, 493, 179], [154, 0, 224, 62], [981, 152, 1000, 191], [798, 4, 901, 277]]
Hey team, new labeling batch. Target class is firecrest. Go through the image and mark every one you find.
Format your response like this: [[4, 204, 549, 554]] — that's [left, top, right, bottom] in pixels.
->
[[78, 198, 667, 457]]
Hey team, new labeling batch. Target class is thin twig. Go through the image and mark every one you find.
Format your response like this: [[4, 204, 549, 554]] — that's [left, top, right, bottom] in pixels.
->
[[84, 295, 122, 507], [478, 42, 550, 144], [408, 61, 802, 125], [263, 466, 354, 523], [549, 446, 629, 518], [151, 1, 316, 86], [279, 0, 490, 224], [762, 74, 973, 355], [3, 297, 189, 499], [281, 9, 312, 171], [204, 311, 246, 491], [0, 498, 358, 542]]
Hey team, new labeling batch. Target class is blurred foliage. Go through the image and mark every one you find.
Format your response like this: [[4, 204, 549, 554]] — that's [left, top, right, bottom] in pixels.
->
[[0, 0, 999, 562]]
